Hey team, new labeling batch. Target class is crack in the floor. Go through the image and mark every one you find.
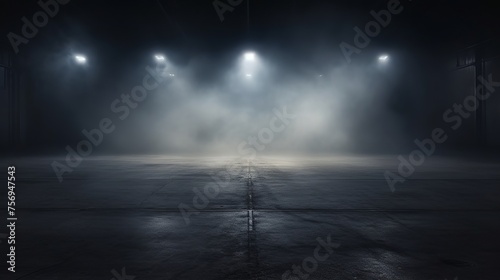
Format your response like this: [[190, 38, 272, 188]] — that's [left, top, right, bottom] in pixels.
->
[[138, 179, 174, 207], [14, 208, 500, 212], [246, 160, 259, 278]]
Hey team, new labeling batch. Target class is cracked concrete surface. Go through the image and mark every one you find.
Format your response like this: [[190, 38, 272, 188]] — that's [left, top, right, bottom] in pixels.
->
[[0, 155, 499, 279]]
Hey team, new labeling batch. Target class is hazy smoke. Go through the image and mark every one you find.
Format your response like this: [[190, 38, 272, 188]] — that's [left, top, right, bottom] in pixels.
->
[[102, 48, 407, 155]]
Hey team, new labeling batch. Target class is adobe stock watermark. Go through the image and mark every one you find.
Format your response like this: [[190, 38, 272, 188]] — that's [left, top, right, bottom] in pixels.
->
[[178, 106, 296, 225], [110, 267, 136, 280], [339, 0, 406, 63], [213, 0, 244, 22], [385, 74, 500, 192], [51, 64, 171, 183], [282, 234, 340, 280], [7, 0, 71, 54]]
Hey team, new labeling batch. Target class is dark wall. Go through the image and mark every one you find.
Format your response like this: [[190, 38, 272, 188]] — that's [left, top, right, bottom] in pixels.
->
[[0, 52, 8, 148], [0, 48, 29, 153], [445, 40, 500, 149], [485, 58, 500, 147]]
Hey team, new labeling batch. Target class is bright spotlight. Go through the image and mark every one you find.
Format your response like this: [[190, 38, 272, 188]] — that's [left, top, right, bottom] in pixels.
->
[[169, 73, 175, 77], [378, 55, 389, 62], [74, 55, 87, 64], [244, 52, 256, 61], [246, 74, 252, 78], [155, 54, 166, 62]]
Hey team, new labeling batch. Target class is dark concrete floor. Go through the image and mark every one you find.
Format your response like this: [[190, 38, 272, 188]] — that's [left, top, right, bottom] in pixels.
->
[[1, 155, 499, 279]]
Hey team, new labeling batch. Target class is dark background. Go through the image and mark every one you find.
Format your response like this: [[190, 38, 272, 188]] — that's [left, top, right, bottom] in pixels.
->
[[1, 0, 499, 154]]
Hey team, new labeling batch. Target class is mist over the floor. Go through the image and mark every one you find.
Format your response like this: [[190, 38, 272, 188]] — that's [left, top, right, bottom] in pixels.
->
[[100, 49, 410, 156]]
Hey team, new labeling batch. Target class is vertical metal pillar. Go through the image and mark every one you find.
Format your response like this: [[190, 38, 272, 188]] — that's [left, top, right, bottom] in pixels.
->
[[475, 47, 486, 146], [5, 53, 20, 150]]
